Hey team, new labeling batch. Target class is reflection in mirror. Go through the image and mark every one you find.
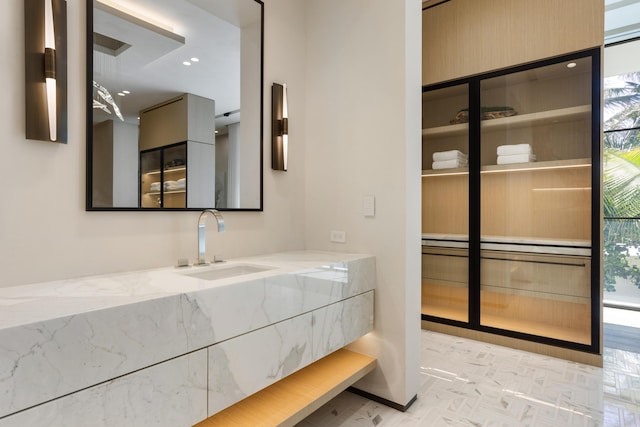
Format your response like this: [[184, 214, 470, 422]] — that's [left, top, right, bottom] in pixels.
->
[[87, 0, 263, 210]]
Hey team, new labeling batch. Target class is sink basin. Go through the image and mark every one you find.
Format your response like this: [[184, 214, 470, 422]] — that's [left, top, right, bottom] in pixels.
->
[[183, 264, 274, 281]]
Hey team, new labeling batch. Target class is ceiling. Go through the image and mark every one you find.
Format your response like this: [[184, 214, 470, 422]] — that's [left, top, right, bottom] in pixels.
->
[[605, 0, 640, 44], [92, 0, 259, 132]]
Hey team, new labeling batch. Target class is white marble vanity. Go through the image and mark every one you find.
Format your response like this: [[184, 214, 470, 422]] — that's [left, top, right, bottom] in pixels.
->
[[0, 251, 375, 426]]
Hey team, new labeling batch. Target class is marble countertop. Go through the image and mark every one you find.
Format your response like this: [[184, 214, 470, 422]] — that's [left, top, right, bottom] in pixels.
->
[[0, 250, 376, 419], [0, 250, 370, 330]]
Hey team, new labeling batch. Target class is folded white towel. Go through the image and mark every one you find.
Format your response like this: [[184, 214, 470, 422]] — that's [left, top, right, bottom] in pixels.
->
[[432, 159, 468, 170], [433, 150, 468, 162], [176, 178, 186, 190], [164, 180, 179, 191], [497, 144, 532, 156], [497, 154, 537, 165], [149, 182, 161, 192]]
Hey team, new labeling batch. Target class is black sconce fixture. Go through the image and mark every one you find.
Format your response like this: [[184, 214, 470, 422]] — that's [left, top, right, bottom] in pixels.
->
[[272, 83, 288, 171], [25, 0, 67, 143]]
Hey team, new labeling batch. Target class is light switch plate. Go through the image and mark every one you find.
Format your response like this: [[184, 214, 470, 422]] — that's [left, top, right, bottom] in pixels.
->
[[363, 195, 375, 217]]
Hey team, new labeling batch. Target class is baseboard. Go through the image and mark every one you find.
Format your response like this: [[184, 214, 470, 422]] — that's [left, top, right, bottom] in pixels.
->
[[347, 387, 418, 412]]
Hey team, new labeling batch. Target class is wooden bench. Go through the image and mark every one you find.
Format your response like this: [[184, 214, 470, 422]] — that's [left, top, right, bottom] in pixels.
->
[[194, 349, 376, 427]]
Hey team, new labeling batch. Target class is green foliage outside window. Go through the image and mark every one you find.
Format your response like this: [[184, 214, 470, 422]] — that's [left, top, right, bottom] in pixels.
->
[[603, 72, 640, 293]]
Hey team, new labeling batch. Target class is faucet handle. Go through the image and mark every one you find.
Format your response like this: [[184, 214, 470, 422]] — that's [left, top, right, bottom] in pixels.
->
[[175, 258, 190, 268], [195, 258, 209, 267]]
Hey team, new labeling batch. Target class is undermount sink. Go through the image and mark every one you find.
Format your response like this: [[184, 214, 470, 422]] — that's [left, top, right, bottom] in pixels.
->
[[183, 264, 274, 281]]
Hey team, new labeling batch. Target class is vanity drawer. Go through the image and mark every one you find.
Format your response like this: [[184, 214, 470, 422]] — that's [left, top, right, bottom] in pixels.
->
[[422, 247, 468, 284], [0, 351, 208, 427]]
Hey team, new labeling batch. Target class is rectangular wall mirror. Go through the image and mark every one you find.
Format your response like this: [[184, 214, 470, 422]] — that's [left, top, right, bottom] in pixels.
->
[[86, 0, 263, 211]]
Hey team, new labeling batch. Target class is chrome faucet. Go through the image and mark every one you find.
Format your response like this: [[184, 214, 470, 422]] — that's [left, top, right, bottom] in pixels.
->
[[196, 209, 225, 266]]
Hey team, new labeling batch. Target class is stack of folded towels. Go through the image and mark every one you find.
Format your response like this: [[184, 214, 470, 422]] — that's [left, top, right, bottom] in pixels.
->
[[149, 181, 161, 192], [496, 144, 536, 165], [164, 178, 187, 192], [432, 150, 468, 170]]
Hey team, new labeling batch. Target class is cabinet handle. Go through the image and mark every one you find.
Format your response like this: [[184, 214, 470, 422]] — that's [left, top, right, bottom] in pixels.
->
[[421, 251, 468, 258], [480, 256, 586, 268]]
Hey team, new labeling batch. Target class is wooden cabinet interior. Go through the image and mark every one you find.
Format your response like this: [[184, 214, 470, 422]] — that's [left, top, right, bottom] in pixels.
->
[[139, 93, 215, 150], [140, 143, 188, 209], [137, 94, 216, 209]]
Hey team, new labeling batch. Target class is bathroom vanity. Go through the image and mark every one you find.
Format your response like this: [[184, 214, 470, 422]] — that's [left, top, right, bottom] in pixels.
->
[[0, 251, 375, 426]]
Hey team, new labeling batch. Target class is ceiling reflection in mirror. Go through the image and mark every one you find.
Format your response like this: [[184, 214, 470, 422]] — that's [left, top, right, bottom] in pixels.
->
[[88, 0, 263, 210]]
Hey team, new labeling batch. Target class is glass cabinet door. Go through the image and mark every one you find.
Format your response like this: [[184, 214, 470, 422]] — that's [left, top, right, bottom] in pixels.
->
[[162, 144, 187, 208], [422, 83, 470, 323], [139, 143, 187, 209], [140, 149, 162, 208], [478, 57, 593, 344]]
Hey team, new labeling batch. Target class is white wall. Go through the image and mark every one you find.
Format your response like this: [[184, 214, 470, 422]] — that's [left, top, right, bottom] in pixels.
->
[[303, 0, 422, 407], [3, 0, 420, 409], [0, 0, 307, 287], [604, 39, 640, 77]]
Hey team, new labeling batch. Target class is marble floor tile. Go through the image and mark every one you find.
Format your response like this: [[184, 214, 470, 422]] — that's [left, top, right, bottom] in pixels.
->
[[297, 331, 640, 427]]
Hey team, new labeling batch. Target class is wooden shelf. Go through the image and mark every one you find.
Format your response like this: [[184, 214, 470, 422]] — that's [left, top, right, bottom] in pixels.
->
[[421, 282, 591, 345], [194, 349, 376, 427], [422, 105, 591, 138], [480, 313, 591, 345], [422, 158, 590, 176], [144, 190, 186, 196], [481, 158, 591, 173], [143, 166, 187, 176]]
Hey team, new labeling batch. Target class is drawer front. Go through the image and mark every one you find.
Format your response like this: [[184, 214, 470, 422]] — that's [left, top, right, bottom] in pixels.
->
[[0, 350, 208, 427], [422, 248, 468, 284], [208, 313, 313, 416], [480, 251, 591, 299]]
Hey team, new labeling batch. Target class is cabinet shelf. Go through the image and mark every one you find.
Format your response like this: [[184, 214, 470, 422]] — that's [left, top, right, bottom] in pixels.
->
[[422, 158, 591, 176], [422, 105, 591, 138], [143, 166, 187, 176], [144, 190, 186, 196]]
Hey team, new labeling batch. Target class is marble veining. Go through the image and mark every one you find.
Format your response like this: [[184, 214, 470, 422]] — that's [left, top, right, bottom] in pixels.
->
[[205, 291, 375, 417], [0, 251, 375, 419], [312, 292, 375, 361], [208, 313, 314, 415], [0, 350, 208, 427]]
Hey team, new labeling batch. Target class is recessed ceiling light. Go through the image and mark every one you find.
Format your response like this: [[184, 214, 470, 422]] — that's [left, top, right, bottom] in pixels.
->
[[183, 61, 191, 66], [122, 90, 130, 94], [191, 57, 199, 62], [567, 62, 577, 68], [117, 92, 125, 96]]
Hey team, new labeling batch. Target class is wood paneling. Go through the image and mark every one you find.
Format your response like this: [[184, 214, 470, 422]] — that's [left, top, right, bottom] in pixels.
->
[[422, 0, 604, 85], [421, 281, 591, 344], [422, 174, 468, 234]]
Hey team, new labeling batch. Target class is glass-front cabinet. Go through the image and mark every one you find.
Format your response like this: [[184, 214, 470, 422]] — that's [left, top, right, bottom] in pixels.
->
[[421, 49, 600, 352], [140, 142, 187, 209], [421, 83, 470, 323]]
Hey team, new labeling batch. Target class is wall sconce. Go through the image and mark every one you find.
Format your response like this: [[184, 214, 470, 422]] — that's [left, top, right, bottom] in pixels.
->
[[25, 0, 67, 143], [272, 83, 288, 171]]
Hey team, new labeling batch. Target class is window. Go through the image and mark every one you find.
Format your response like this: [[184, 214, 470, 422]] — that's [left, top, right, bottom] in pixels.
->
[[603, 71, 640, 308]]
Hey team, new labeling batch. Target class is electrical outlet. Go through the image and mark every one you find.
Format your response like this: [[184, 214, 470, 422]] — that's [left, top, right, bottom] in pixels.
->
[[330, 230, 346, 243]]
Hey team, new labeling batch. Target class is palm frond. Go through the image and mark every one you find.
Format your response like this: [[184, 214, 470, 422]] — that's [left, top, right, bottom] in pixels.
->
[[603, 148, 640, 217]]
